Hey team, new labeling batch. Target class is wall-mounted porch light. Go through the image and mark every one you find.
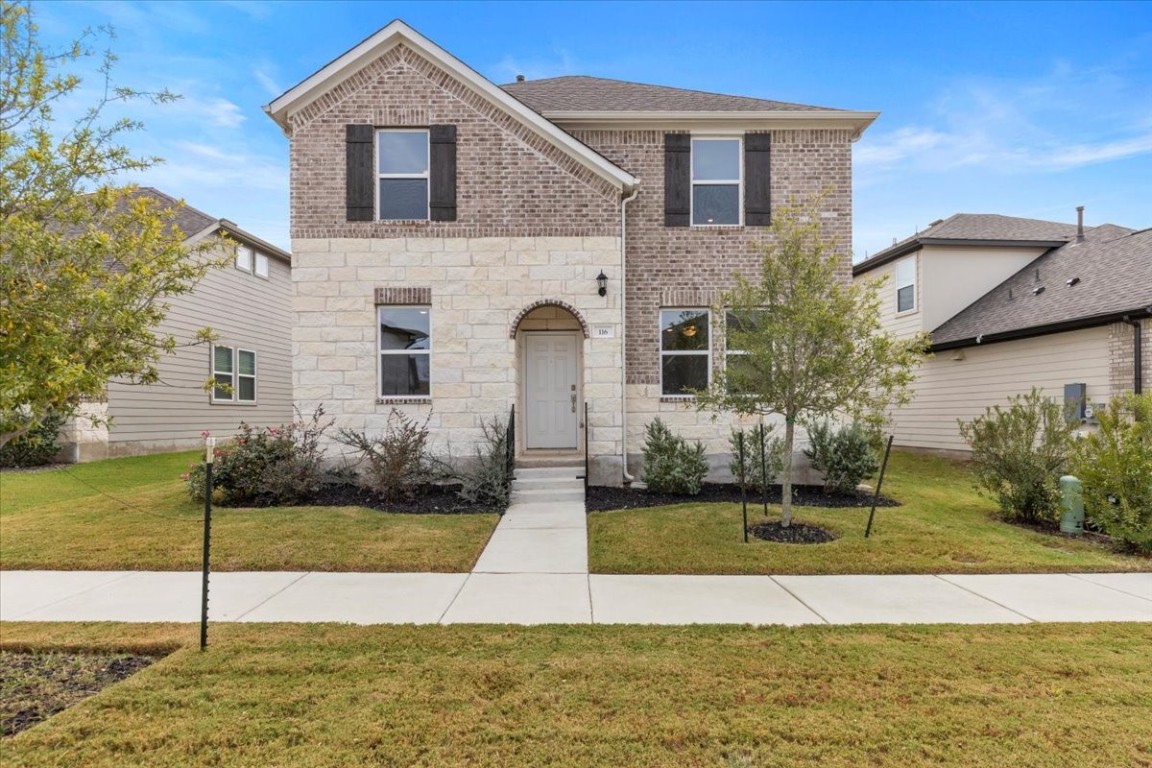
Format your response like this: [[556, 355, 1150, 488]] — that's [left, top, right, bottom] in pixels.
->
[[596, 270, 608, 297]]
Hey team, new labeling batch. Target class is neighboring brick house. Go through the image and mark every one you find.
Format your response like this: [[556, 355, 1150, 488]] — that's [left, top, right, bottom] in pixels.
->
[[63, 188, 294, 461], [854, 212, 1151, 453], [264, 20, 876, 483]]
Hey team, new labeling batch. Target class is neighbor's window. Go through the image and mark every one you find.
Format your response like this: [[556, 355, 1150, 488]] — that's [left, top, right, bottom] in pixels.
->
[[896, 256, 916, 313], [379, 306, 431, 397], [236, 246, 253, 271], [212, 346, 256, 403], [660, 308, 710, 396], [254, 251, 269, 278], [692, 137, 741, 226], [725, 310, 764, 394], [377, 130, 429, 220]]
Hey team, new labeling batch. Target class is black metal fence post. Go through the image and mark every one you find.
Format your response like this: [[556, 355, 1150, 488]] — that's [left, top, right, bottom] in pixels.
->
[[865, 435, 895, 538], [584, 402, 589, 494], [200, 437, 215, 651], [505, 405, 516, 502], [738, 431, 748, 543], [759, 423, 768, 518]]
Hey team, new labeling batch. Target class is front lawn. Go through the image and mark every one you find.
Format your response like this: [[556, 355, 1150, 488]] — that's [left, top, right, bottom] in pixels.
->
[[0, 452, 498, 572], [589, 451, 1150, 575], [2, 621, 1150, 767]]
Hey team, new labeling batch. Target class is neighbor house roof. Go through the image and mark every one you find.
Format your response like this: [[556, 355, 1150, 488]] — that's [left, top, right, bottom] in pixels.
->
[[930, 224, 1151, 350], [854, 213, 1079, 275]]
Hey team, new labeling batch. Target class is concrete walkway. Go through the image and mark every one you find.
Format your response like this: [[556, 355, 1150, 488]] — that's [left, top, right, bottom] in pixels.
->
[[1, 570, 1150, 625], [2, 468, 1150, 625]]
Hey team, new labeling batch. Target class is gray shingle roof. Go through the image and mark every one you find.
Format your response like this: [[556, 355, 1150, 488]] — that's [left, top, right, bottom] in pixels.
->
[[931, 224, 1151, 347], [854, 213, 1080, 275], [501, 75, 834, 114]]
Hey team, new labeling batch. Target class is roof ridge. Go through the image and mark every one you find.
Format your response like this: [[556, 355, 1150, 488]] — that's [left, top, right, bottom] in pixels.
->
[[502, 74, 829, 109]]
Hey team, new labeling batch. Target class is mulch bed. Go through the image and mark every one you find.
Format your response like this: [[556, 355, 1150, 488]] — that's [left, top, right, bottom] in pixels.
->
[[223, 483, 506, 515], [585, 482, 898, 512], [1, 652, 158, 738], [748, 521, 839, 544]]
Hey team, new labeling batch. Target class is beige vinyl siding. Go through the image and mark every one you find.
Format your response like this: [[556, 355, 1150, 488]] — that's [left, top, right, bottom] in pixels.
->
[[919, 244, 1048, 331], [892, 327, 1111, 452], [104, 243, 292, 455], [859, 256, 923, 339]]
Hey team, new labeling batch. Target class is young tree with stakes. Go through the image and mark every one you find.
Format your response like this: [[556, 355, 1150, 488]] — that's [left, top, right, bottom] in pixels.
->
[[694, 197, 929, 525], [0, 1, 223, 448]]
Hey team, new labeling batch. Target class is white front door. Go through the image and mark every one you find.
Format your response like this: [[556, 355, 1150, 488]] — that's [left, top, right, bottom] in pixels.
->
[[524, 333, 579, 449]]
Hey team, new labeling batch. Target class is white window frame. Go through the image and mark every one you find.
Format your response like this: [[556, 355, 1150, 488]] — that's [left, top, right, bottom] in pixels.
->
[[211, 345, 257, 404], [235, 245, 253, 272], [660, 308, 711, 397], [376, 129, 430, 221], [895, 256, 917, 314], [254, 251, 269, 279], [724, 310, 760, 394], [690, 136, 743, 227], [378, 305, 432, 399]]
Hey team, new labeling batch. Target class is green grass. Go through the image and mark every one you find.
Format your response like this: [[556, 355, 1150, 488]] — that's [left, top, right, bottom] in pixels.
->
[[589, 451, 1151, 575], [2, 621, 1150, 767], [0, 452, 497, 572]]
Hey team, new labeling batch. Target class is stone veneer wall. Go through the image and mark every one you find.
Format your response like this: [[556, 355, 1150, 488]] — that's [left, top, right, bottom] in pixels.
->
[[57, 400, 110, 463], [292, 236, 627, 482]]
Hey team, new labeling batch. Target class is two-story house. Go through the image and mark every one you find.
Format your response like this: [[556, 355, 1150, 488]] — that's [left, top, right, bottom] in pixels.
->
[[854, 211, 1151, 453], [264, 20, 876, 484], [63, 187, 294, 461]]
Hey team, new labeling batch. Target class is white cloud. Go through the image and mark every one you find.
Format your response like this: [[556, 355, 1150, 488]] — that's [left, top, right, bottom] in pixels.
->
[[253, 65, 284, 99]]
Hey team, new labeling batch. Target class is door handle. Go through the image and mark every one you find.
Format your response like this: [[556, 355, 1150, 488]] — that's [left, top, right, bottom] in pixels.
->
[[571, 393, 577, 413]]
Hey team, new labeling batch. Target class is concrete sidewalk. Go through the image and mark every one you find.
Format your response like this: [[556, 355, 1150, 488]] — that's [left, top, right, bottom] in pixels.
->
[[2, 570, 1149, 625]]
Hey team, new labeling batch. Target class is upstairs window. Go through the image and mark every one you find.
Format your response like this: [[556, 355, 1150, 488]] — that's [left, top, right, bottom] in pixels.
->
[[896, 256, 916, 313], [691, 138, 741, 226], [377, 130, 429, 220], [254, 251, 269, 278], [379, 306, 431, 397], [660, 309, 710, 396], [236, 246, 253, 272]]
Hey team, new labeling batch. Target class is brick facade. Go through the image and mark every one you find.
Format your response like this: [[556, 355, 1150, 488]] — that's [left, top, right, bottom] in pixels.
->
[[1108, 319, 1151, 398]]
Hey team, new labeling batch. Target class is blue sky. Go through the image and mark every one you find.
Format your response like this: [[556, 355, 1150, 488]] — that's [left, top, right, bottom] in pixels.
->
[[31, 0, 1152, 259]]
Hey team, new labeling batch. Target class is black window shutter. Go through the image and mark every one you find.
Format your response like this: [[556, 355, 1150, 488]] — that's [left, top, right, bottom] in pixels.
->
[[429, 124, 457, 222], [346, 124, 375, 222], [664, 133, 690, 227], [744, 133, 771, 226]]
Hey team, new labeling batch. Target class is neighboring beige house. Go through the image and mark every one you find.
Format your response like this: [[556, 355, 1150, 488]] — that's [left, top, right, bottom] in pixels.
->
[[64, 188, 294, 461], [854, 212, 1151, 453], [263, 20, 877, 484]]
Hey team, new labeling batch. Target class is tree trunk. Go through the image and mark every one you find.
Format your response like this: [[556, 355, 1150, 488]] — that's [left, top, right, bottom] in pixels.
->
[[781, 416, 795, 527]]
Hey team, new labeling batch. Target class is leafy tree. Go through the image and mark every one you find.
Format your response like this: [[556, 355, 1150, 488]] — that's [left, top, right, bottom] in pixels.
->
[[0, 1, 221, 447], [694, 198, 929, 525]]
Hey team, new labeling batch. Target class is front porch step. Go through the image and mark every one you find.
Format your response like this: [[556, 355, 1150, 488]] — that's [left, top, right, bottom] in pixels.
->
[[510, 466, 585, 504], [515, 466, 584, 481], [516, 454, 584, 469]]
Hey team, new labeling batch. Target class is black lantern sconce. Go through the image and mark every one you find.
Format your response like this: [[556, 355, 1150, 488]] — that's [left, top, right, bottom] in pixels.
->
[[596, 270, 608, 297]]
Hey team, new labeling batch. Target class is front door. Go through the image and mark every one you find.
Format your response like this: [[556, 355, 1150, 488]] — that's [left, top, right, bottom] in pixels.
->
[[524, 333, 579, 449]]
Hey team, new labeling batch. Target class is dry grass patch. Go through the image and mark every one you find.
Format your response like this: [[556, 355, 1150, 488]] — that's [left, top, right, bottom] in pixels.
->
[[1, 621, 1150, 767], [589, 451, 1150, 575], [0, 452, 497, 572]]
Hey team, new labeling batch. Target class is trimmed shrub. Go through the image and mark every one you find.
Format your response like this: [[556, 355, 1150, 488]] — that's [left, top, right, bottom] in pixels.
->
[[186, 406, 333, 505], [804, 421, 880, 495], [1071, 392, 1152, 552], [642, 417, 708, 495], [958, 388, 1073, 524], [0, 411, 67, 468], [337, 409, 432, 502], [728, 423, 784, 493]]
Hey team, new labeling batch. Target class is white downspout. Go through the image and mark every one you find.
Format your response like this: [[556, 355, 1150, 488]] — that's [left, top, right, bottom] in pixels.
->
[[620, 184, 640, 483]]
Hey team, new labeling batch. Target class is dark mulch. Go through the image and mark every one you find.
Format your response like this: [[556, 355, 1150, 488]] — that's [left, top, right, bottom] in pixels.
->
[[1, 652, 158, 738], [748, 521, 839, 544], [224, 483, 506, 516], [1006, 517, 1118, 546], [585, 482, 898, 512]]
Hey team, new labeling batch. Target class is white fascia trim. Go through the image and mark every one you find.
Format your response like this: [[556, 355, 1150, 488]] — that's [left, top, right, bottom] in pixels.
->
[[543, 110, 881, 141], [263, 20, 637, 192]]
